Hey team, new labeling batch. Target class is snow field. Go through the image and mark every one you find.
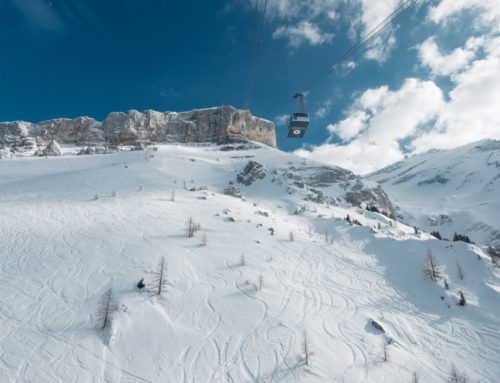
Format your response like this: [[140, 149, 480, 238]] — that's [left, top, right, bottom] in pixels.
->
[[0, 145, 499, 382]]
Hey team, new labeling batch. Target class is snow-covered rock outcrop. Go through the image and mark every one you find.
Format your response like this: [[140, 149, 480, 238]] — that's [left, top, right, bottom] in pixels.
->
[[41, 139, 63, 156], [0, 106, 276, 156]]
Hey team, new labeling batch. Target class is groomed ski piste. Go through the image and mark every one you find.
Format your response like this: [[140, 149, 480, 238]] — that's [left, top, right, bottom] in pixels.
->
[[0, 143, 499, 382]]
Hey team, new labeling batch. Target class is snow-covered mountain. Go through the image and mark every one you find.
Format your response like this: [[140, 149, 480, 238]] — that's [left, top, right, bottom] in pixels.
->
[[0, 142, 499, 382], [0, 106, 276, 158], [367, 139, 500, 246]]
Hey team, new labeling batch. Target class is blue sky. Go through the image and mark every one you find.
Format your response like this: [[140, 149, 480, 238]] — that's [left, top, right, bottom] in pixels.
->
[[1, 0, 499, 173]]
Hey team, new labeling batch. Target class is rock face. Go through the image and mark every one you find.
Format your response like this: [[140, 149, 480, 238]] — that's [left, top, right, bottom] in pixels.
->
[[102, 107, 275, 146], [237, 161, 268, 186], [41, 139, 63, 156], [234, 161, 396, 214], [282, 165, 395, 213], [0, 106, 276, 156]]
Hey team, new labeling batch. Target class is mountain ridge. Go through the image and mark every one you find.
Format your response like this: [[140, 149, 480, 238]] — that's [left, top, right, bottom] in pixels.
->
[[366, 139, 500, 246], [0, 106, 276, 155]]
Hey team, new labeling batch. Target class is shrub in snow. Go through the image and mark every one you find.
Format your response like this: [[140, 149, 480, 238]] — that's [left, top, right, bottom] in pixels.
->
[[431, 231, 442, 240], [289, 231, 294, 242], [240, 254, 246, 267], [366, 205, 380, 213], [458, 290, 466, 306], [224, 186, 242, 198], [487, 246, 500, 266], [96, 288, 117, 332], [149, 257, 167, 296], [200, 233, 207, 246], [170, 190, 175, 201], [137, 278, 145, 289], [93, 194, 99, 201], [423, 250, 443, 282], [258, 274, 263, 291], [453, 232, 472, 243]]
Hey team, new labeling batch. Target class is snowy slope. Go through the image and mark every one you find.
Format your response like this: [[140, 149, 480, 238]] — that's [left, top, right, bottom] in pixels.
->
[[0, 143, 499, 382], [367, 139, 500, 246]]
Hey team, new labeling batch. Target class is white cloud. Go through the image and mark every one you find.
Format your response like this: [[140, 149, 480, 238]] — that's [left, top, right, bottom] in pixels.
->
[[296, 79, 444, 174], [408, 1, 500, 152], [275, 114, 289, 126], [315, 100, 333, 119], [261, 0, 340, 20], [352, 0, 401, 62], [250, 0, 404, 60], [429, 0, 500, 31], [327, 10, 338, 20], [273, 21, 333, 48], [411, 36, 500, 153], [345, 61, 356, 69], [418, 36, 484, 77], [327, 111, 369, 141], [295, 140, 404, 175]]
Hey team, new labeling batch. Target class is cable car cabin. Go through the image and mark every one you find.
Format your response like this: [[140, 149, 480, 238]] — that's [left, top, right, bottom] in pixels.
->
[[287, 112, 309, 138], [287, 92, 309, 138]]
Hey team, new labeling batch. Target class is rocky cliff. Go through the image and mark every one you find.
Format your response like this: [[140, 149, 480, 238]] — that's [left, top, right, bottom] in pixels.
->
[[0, 106, 276, 157]]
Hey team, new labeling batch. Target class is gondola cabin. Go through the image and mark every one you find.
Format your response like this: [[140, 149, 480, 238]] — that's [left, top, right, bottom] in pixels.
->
[[287, 92, 309, 138], [287, 113, 309, 138]]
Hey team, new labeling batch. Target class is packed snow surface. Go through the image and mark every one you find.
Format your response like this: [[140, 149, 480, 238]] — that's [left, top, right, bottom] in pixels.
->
[[0, 144, 499, 382]]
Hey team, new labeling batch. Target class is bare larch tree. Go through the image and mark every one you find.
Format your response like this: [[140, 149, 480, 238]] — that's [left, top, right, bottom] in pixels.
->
[[302, 331, 312, 367], [149, 257, 167, 296], [456, 261, 465, 280], [96, 288, 117, 332], [423, 250, 443, 282]]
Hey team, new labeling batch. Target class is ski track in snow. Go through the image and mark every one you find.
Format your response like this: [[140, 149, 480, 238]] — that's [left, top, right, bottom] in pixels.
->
[[0, 145, 499, 382]]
